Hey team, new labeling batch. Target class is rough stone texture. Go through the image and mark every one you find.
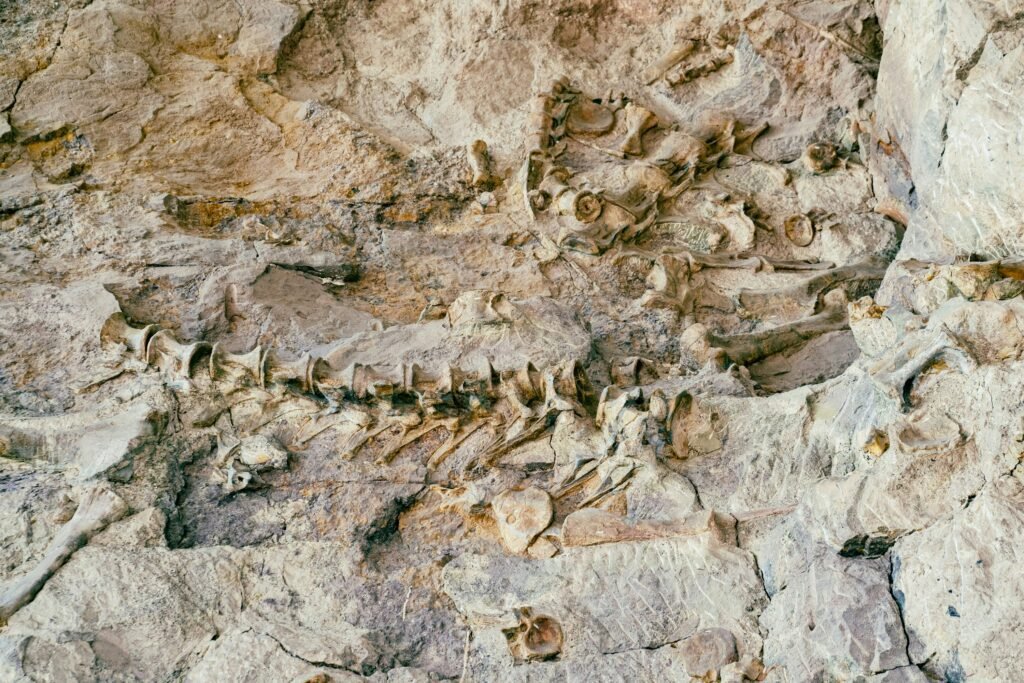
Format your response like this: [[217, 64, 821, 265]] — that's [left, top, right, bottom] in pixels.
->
[[2, 0, 1024, 681]]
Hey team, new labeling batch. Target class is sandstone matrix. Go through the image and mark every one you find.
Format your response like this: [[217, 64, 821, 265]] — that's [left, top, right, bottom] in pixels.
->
[[1, 0, 1023, 681]]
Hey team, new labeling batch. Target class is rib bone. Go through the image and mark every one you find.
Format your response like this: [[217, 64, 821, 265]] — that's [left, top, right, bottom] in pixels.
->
[[0, 486, 127, 625]]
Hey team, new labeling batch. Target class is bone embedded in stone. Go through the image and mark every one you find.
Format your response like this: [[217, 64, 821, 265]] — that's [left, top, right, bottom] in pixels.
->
[[146, 329, 211, 379], [643, 39, 698, 84], [803, 141, 839, 174], [783, 213, 815, 247], [861, 428, 890, 457], [561, 507, 736, 547], [7, 3, 1024, 681], [209, 343, 267, 386], [100, 313, 159, 360], [508, 607, 564, 662], [565, 99, 615, 136], [236, 435, 288, 471], [466, 139, 492, 188], [674, 628, 739, 678], [0, 485, 127, 625], [491, 486, 554, 554], [618, 103, 658, 156]]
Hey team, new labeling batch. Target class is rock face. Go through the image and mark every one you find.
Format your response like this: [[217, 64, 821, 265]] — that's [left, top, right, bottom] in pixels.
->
[[1, 0, 1023, 681]]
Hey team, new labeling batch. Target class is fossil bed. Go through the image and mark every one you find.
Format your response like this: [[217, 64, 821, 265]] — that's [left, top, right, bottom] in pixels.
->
[[1, 0, 1024, 681]]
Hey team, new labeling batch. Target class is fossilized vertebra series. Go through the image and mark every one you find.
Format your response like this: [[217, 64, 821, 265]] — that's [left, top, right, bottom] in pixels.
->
[[3, 0, 1024, 681]]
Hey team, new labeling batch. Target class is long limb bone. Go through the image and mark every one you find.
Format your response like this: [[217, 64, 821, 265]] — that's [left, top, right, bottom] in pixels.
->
[[707, 291, 851, 366], [0, 486, 127, 625], [614, 248, 835, 273], [737, 256, 887, 318]]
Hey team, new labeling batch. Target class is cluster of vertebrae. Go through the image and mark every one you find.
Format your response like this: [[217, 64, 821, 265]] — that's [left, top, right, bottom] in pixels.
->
[[522, 79, 766, 255]]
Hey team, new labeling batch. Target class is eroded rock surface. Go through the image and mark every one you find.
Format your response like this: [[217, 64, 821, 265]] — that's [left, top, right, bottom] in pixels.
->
[[1, 0, 1022, 680]]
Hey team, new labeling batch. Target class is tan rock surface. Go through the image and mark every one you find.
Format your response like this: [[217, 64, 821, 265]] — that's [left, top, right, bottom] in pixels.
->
[[1, 0, 1022, 681]]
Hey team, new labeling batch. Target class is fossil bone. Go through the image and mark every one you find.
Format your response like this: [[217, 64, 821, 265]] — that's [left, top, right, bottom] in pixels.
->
[[869, 326, 978, 409], [466, 139, 492, 187], [209, 343, 267, 386], [146, 330, 211, 380], [100, 313, 158, 360], [536, 167, 604, 223], [784, 214, 815, 247], [895, 410, 963, 454], [707, 289, 852, 367], [509, 608, 563, 661], [666, 48, 735, 85], [803, 141, 840, 174], [264, 351, 317, 392], [737, 256, 888, 319], [212, 434, 289, 492], [618, 103, 658, 156], [491, 486, 554, 554], [565, 99, 616, 135], [561, 508, 736, 547], [643, 39, 698, 84], [0, 485, 127, 625]]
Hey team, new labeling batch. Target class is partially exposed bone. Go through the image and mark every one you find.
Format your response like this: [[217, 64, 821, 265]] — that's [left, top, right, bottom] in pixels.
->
[[869, 326, 978, 409], [209, 343, 266, 386], [0, 486, 127, 625], [237, 434, 288, 470], [556, 187, 603, 223], [711, 198, 756, 251], [492, 486, 554, 554], [293, 407, 372, 447], [509, 608, 563, 662], [895, 410, 963, 454], [426, 419, 489, 470], [121, 322, 580, 413], [649, 131, 708, 170], [737, 256, 888, 319], [618, 103, 658, 156], [100, 313, 158, 360], [562, 508, 736, 547], [784, 214, 815, 247], [223, 283, 247, 324], [666, 49, 735, 86], [538, 166, 604, 222], [615, 248, 834, 274], [554, 459, 600, 499], [643, 39, 698, 84], [565, 100, 615, 135], [611, 356, 658, 386], [0, 391, 165, 480], [146, 330, 211, 380], [802, 141, 840, 174], [212, 434, 289, 492], [376, 415, 446, 465], [528, 92, 555, 152], [264, 352, 316, 392], [578, 462, 636, 508], [466, 139, 492, 187], [471, 409, 557, 473], [636, 253, 696, 315], [708, 290, 851, 366], [848, 297, 900, 357]]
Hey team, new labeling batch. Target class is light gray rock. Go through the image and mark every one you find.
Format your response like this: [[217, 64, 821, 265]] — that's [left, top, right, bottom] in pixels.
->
[[443, 535, 766, 678], [3, 0, 1024, 679], [760, 550, 909, 680], [893, 479, 1024, 681]]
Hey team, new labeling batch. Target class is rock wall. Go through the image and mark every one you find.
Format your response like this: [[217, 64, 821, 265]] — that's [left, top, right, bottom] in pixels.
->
[[1, 0, 1023, 681]]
